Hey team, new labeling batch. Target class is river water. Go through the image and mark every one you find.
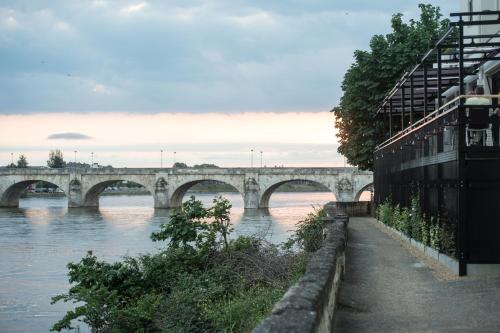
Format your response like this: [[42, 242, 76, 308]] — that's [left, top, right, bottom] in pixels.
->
[[0, 192, 335, 333]]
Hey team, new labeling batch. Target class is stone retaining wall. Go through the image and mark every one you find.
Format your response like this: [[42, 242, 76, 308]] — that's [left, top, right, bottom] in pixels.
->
[[336, 201, 372, 216], [253, 205, 348, 333]]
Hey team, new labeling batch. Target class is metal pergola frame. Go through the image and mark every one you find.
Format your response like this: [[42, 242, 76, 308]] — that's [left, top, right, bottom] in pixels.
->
[[377, 10, 500, 139], [374, 10, 500, 276]]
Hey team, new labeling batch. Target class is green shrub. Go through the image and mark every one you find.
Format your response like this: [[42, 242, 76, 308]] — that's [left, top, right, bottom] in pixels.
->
[[52, 196, 310, 333], [376, 200, 393, 227], [421, 216, 431, 247], [429, 220, 440, 250], [284, 207, 326, 252], [440, 222, 456, 257], [205, 286, 286, 333], [408, 197, 421, 239], [376, 196, 456, 257]]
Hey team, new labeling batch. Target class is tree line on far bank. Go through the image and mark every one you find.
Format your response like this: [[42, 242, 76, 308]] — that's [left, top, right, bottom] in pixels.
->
[[5, 150, 66, 169], [6, 154, 29, 168], [5, 150, 221, 169]]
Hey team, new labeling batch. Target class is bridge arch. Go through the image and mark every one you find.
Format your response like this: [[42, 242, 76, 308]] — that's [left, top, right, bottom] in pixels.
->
[[354, 182, 374, 202], [0, 178, 68, 208], [169, 179, 244, 208], [82, 178, 154, 207], [259, 179, 335, 208]]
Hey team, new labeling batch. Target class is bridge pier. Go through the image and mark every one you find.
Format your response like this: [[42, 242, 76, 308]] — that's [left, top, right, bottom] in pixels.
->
[[243, 175, 260, 209], [154, 177, 170, 209], [67, 179, 84, 208]]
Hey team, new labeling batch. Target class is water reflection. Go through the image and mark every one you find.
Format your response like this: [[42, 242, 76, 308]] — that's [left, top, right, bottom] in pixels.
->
[[0, 192, 335, 333]]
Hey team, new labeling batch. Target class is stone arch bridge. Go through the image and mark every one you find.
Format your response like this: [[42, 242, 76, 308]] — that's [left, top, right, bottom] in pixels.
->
[[0, 167, 373, 209]]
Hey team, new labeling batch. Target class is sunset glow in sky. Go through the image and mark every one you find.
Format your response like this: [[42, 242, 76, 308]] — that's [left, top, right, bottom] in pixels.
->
[[0, 0, 457, 167], [0, 112, 339, 167]]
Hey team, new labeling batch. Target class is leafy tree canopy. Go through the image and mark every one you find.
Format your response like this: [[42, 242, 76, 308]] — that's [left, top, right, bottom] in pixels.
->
[[333, 4, 449, 170], [17, 154, 28, 168], [172, 162, 220, 169], [193, 163, 219, 168], [47, 150, 66, 168], [172, 162, 188, 168]]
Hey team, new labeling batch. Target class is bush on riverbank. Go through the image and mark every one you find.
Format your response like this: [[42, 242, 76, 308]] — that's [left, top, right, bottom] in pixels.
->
[[284, 206, 326, 253], [376, 198, 455, 257], [51, 196, 324, 332]]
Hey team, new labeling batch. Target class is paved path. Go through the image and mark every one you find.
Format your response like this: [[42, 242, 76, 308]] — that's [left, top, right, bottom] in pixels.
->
[[333, 217, 500, 333]]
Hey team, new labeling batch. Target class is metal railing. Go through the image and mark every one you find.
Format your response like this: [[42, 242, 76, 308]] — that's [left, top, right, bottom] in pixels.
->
[[376, 94, 500, 151]]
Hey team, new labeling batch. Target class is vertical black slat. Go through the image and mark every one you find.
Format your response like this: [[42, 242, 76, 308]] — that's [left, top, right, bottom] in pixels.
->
[[410, 75, 414, 125], [401, 83, 405, 130], [389, 99, 393, 138], [437, 47, 443, 109], [423, 65, 428, 117], [457, 21, 467, 276]]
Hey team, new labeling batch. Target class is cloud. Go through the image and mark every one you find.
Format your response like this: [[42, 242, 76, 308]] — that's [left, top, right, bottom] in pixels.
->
[[47, 132, 93, 140], [93, 83, 112, 94], [0, 0, 458, 114], [54, 20, 73, 32], [120, 2, 149, 15]]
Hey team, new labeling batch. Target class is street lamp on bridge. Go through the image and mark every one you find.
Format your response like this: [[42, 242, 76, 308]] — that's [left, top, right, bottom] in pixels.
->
[[160, 150, 163, 168], [250, 149, 254, 168], [260, 151, 263, 168]]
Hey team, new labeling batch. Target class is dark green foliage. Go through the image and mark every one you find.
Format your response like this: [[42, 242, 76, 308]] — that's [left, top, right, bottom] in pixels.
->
[[193, 163, 220, 168], [47, 150, 66, 168], [52, 196, 307, 332], [210, 196, 233, 250], [172, 162, 220, 169], [16, 154, 28, 168], [151, 196, 209, 249], [172, 162, 188, 168], [284, 207, 326, 253], [376, 198, 456, 257], [334, 5, 450, 170]]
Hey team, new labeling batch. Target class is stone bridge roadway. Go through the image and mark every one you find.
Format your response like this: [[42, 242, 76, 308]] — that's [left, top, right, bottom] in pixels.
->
[[0, 167, 372, 209]]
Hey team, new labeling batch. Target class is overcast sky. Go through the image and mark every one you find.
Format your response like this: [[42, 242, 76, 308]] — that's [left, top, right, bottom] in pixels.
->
[[0, 1, 457, 167], [0, 0, 457, 113]]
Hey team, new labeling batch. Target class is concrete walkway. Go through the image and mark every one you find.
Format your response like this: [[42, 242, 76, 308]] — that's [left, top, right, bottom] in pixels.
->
[[333, 217, 500, 333]]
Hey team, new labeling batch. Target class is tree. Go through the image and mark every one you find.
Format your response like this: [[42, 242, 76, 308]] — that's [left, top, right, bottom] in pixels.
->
[[151, 196, 209, 249], [47, 150, 66, 168], [172, 162, 188, 169], [16, 154, 28, 168], [210, 196, 232, 251], [193, 163, 219, 168], [333, 4, 450, 170]]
